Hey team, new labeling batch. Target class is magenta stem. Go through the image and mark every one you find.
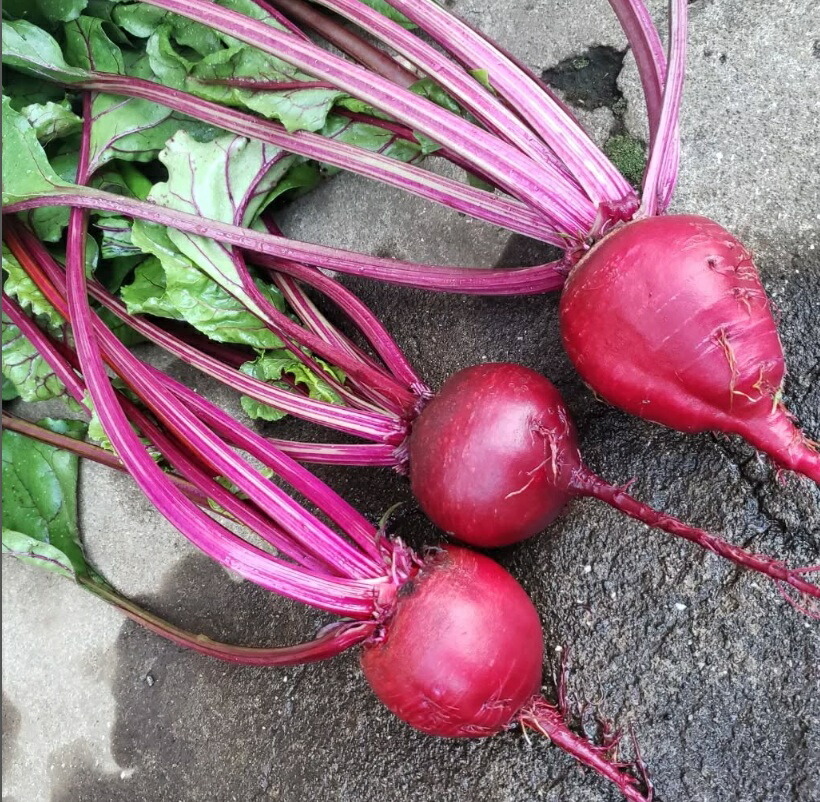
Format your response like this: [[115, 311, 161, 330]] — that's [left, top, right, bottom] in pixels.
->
[[639, 0, 687, 216], [386, 0, 634, 206], [135, 0, 593, 231], [1, 293, 88, 407], [309, 0, 565, 171], [198, 78, 339, 90], [82, 578, 375, 666], [5, 190, 570, 295], [266, 438, 398, 466], [121, 399, 339, 575], [59, 98, 384, 616], [605, 0, 666, 145], [268, 0, 419, 87], [574, 470, 820, 601], [258, 218, 426, 390], [13, 232, 388, 568], [231, 250, 409, 415], [6, 224, 405, 445], [76, 71, 557, 242]]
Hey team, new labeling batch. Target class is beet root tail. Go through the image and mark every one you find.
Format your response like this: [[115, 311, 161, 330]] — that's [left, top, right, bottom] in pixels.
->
[[575, 472, 820, 607], [519, 696, 654, 802], [733, 405, 820, 485]]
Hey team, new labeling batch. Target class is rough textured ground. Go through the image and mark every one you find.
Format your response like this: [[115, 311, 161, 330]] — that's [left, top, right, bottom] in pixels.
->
[[3, 1, 819, 800]]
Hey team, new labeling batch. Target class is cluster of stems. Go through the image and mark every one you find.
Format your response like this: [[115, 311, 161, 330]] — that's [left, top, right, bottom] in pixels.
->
[[6, 0, 688, 292]]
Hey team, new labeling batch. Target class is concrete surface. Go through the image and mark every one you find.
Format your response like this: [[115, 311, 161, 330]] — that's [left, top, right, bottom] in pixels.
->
[[3, 1, 819, 800]]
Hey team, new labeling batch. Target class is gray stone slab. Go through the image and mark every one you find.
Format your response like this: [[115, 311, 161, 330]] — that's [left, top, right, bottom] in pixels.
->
[[3, 1, 819, 801]]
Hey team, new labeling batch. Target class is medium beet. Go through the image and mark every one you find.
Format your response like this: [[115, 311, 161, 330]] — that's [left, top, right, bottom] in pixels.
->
[[361, 545, 655, 799], [409, 363, 580, 548], [559, 215, 820, 483], [408, 364, 819, 606], [361, 545, 543, 736]]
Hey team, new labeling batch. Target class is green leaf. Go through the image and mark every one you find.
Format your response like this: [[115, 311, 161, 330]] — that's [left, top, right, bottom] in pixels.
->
[[1, 314, 68, 403], [122, 1, 345, 133], [2, 376, 20, 402], [161, 259, 288, 349], [95, 253, 145, 294], [320, 114, 421, 173], [1, 95, 76, 207], [188, 45, 345, 133], [23, 151, 81, 242], [63, 15, 125, 73], [20, 99, 82, 145], [358, 0, 415, 29], [1, 20, 86, 84], [94, 215, 141, 259], [123, 229, 287, 349], [239, 350, 344, 421], [137, 131, 295, 320], [2, 418, 89, 581], [2, 244, 64, 327], [3, 73, 68, 111], [469, 68, 494, 92], [2, 0, 88, 26], [119, 256, 183, 319]]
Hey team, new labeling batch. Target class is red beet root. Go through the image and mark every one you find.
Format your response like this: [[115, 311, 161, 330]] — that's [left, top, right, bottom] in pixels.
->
[[409, 363, 579, 548], [362, 546, 655, 800], [409, 364, 819, 605], [361, 545, 543, 736], [559, 215, 820, 483]]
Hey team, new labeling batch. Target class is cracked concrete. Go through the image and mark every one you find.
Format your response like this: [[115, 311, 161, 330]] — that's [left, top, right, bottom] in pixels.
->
[[3, 1, 819, 801]]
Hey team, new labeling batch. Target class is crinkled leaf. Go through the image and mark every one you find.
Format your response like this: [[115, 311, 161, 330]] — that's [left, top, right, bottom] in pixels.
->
[[24, 151, 81, 242], [94, 215, 142, 259], [319, 114, 420, 175], [21, 99, 82, 145], [3, 73, 68, 110], [124, 231, 286, 348], [240, 351, 344, 421], [119, 256, 183, 319], [2, 0, 88, 26], [113, 3, 221, 52], [160, 259, 287, 349], [3, 376, 21, 401], [2, 418, 89, 581], [119, 1, 344, 133], [95, 253, 145, 294], [63, 15, 125, 73], [0, 20, 86, 84], [2, 244, 64, 327], [1, 314, 67, 403], [139, 131, 295, 318], [1, 96, 76, 206], [188, 44, 346, 133]]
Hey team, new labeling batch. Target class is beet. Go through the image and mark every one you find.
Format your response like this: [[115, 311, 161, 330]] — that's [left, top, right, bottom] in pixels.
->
[[409, 363, 579, 548], [559, 215, 820, 483], [408, 364, 819, 605], [361, 545, 543, 736]]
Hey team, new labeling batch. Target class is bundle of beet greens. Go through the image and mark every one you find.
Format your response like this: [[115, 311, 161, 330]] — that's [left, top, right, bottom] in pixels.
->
[[2, 0, 818, 799]]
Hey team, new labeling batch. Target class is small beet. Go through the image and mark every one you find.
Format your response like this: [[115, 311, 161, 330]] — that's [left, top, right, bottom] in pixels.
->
[[409, 363, 819, 607]]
